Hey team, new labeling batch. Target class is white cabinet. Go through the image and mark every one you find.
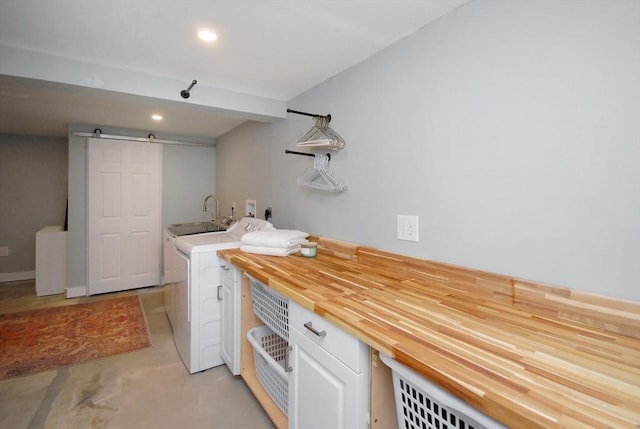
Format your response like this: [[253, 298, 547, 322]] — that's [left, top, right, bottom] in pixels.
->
[[288, 301, 369, 429], [35, 226, 67, 296], [221, 262, 241, 375]]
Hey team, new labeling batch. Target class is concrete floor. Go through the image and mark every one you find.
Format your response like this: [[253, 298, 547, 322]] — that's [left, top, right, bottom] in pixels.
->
[[0, 280, 275, 429]]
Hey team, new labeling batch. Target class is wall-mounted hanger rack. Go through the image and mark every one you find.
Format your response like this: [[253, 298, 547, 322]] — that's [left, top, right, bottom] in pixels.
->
[[287, 108, 345, 150], [285, 149, 331, 161], [286, 108, 346, 192]]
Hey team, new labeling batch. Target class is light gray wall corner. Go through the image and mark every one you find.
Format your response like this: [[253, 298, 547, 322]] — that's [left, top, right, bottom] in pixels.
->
[[0, 133, 67, 276], [215, 121, 274, 223], [67, 126, 88, 289], [163, 144, 217, 226]]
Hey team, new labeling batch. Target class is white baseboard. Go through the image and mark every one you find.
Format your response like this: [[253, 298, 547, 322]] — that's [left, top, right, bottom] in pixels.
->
[[0, 271, 36, 283], [66, 285, 87, 298]]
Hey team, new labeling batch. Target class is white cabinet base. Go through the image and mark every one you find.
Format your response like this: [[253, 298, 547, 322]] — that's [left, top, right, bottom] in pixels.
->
[[35, 226, 67, 296]]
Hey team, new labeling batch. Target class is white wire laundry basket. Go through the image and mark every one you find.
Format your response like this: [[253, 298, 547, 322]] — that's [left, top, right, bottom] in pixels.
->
[[380, 353, 507, 429], [249, 275, 289, 340], [247, 325, 289, 416]]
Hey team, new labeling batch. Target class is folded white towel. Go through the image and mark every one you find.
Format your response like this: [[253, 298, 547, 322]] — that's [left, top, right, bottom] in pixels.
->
[[240, 244, 301, 257], [241, 229, 309, 248]]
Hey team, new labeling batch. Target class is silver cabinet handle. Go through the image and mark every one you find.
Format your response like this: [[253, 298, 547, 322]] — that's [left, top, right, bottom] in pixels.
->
[[304, 321, 326, 337], [221, 265, 230, 271], [217, 285, 223, 301], [285, 345, 293, 373]]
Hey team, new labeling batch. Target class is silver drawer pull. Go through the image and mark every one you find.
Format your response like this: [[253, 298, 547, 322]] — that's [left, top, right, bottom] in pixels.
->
[[221, 265, 230, 271], [217, 285, 223, 301], [304, 321, 326, 337]]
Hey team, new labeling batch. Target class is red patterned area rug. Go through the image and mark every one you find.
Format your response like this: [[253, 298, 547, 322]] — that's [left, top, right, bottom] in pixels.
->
[[0, 296, 151, 381]]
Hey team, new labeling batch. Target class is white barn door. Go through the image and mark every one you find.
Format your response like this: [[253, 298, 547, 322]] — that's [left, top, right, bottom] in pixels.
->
[[87, 138, 161, 295]]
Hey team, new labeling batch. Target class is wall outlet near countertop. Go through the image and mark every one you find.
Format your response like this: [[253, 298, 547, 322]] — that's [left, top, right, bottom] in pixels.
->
[[0, 246, 9, 257], [397, 215, 419, 242], [246, 199, 256, 218]]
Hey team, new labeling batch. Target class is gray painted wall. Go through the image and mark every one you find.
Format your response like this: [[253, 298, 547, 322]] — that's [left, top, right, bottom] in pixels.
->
[[162, 143, 218, 225], [0, 133, 68, 275], [67, 124, 216, 290], [216, 0, 640, 302], [214, 121, 273, 220]]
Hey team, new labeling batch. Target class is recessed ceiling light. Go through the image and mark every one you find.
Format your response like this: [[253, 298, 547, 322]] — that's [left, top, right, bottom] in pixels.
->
[[151, 114, 163, 121], [197, 28, 218, 42]]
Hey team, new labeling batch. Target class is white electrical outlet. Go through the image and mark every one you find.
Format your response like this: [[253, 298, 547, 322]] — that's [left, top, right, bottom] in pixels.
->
[[0, 246, 9, 257], [397, 215, 419, 242]]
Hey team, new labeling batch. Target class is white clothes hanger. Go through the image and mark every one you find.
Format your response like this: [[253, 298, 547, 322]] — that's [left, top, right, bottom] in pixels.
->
[[297, 154, 347, 193], [295, 116, 345, 150], [318, 154, 347, 191]]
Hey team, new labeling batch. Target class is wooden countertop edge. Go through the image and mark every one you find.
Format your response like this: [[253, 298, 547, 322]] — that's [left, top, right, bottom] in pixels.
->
[[218, 249, 640, 429]]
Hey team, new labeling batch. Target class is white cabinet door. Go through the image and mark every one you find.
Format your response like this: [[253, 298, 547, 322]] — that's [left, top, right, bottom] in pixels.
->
[[194, 252, 224, 371], [221, 263, 241, 375], [288, 326, 368, 429], [87, 137, 161, 295]]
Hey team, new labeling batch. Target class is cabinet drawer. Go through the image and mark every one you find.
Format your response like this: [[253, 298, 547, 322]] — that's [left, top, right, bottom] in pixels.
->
[[289, 301, 368, 373], [220, 262, 237, 284]]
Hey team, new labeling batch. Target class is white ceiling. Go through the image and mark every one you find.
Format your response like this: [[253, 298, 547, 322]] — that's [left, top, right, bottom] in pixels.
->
[[0, 0, 468, 139]]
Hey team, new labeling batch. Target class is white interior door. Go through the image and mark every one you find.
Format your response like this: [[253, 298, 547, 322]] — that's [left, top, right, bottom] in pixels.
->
[[87, 137, 161, 295]]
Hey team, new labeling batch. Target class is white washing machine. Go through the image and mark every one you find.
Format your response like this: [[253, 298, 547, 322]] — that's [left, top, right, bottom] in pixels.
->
[[171, 217, 272, 373]]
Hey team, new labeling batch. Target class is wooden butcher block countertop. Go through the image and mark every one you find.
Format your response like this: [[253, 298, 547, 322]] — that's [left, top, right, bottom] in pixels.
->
[[218, 243, 640, 429]]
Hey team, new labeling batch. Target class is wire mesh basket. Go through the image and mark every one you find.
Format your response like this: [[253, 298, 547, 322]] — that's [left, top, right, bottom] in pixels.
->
[[379, 353, 507, 429], [247, 325, 289, 416], [249, 276, 289, 340]]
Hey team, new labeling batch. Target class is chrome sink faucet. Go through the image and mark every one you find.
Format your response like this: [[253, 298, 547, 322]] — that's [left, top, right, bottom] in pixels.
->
[[202, 194, 220, 220]]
